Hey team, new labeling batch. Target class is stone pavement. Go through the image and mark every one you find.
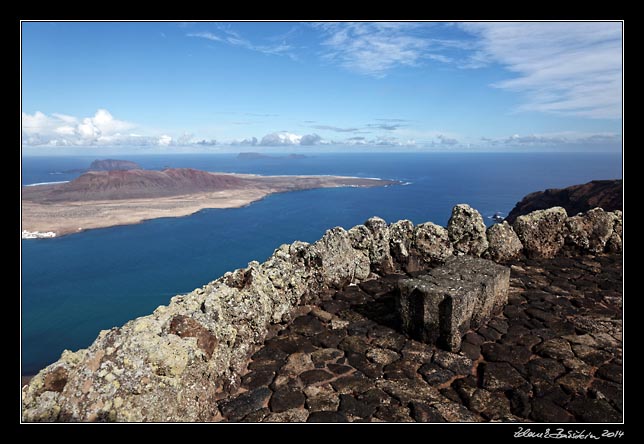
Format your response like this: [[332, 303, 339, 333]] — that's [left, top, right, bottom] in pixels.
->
[[215, 253, 623, 423]]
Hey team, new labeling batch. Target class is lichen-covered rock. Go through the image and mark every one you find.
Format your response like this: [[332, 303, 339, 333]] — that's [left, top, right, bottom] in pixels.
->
[[565, 208, 618, 253], [605, 210, 622, 253], [347, 224, 372, 251], [22, 237, 320, 422], [448, 204, 489, 256], [513, 207, 568, 258], [485, 222, 523, 261], [388, 219, 415, 271], [364, 217, 395, 274], [310, 227, 371, 288], [413, 222, 453, 267], [23, 204, 616, 422]]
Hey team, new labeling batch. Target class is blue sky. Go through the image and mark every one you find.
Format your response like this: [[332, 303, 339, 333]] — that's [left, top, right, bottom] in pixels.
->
[[21, 21, 623, 154]]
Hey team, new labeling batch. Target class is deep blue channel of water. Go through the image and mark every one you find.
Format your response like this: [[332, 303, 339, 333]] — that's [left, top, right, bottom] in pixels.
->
[[21, 152, 622, 374]]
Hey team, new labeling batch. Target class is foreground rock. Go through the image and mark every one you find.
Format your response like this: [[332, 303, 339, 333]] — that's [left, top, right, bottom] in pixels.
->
[[215, 253, 621, 422], [447, 204, 488, 257], [485, 222, 522, 262], [22, 203, 623, 422], [396, 256, 509, 352], [506, 179, 622, 223], [513, 207, 568, 258]]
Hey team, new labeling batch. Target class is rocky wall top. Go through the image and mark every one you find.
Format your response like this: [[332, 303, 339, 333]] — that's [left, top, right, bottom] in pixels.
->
[[21, 205, 622, 422]]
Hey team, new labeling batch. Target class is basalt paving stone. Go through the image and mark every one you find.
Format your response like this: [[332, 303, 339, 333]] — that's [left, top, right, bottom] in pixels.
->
[[440, 386, 463, 403], [331, 374, 375, 394], [596, 363, 623, 383], [241, 370, 276, 390], [338, 394, 378, 418], [299, 369, 334, 385], [383, 360, 421, 380], [219, 387, 272, 422], [373, 405, 415, 422], [568, 398, 622, 423], [481, 343, 532, 366], [419, 363, 456, 385], [290, 315, 326, 336], [590, 379, 623, 412], [347, 352, 384, 379], [327, 363, 352, 375], [410, 401, 446, 422], [460, 342, 481, 360], [215, 254, 621, 423], [306, 411, 348, 422], [269, 387, 306, 413], [311, 329, 346, 349], [530, 398, 575, 422]]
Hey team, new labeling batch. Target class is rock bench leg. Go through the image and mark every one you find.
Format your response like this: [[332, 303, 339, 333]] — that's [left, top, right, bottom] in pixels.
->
[[396, 256, 510, 352]]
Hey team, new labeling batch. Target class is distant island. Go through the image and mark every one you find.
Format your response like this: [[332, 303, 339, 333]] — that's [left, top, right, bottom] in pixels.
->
[[88, 159, 141, 171], [22, 168, 397, 237], [237, 152, 308, 160], [61, 158, 142, 174]]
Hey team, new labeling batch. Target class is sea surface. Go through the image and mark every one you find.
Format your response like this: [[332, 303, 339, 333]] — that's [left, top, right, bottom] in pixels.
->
[[21, 152, 622, 374]]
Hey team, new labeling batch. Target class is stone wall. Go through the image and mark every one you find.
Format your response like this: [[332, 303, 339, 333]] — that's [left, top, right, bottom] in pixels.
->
[[21, 205, 622, 422]]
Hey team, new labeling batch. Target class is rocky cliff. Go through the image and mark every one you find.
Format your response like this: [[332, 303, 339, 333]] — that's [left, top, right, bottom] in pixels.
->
[[21, 204, 622, 421], [506, 179, 622, 223]]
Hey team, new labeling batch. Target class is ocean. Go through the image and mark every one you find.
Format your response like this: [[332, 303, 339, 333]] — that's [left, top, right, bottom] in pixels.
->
[[21, 152, 622, 374]]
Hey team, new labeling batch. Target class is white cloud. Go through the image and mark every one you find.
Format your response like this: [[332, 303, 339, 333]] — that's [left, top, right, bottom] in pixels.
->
[[186, 31, 223, 42], [230, 137, 258, 146], [436, 135, 458, 146], [188, 29, 295, 59], [343, 135, 416, 147], [22, 109, 177, 147], [158, 135, 173, 146], [315, 22, 447, 77], [300, 134, 322, 146], [259, 131, 302, 146], [460, 22, 622, 119], [480, 131, 622, 148], [313, 22, 480, 78]]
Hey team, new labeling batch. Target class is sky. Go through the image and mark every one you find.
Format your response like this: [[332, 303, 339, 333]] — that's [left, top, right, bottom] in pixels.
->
[[21, 21, 623, 154]]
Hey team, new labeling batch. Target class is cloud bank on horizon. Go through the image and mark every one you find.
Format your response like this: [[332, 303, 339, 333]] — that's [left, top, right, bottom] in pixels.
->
[[21, 21, 622, 152]]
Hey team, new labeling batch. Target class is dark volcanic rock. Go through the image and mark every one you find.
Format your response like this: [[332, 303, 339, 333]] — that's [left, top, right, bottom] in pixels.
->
[[506, 179, 622, 223], [397, 256, 509, 352], [270, 387, 305, 413], [220, 387, 272, 421], [307, 411, 348, 422], [169, 315, 218, 359], [410, 402, 446, 422]]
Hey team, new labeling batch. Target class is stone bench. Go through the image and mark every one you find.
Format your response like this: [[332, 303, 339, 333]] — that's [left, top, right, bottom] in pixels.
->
[[396, 256, 510, 352]]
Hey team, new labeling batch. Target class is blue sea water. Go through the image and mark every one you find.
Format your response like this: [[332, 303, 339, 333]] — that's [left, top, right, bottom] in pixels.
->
[[21, 152, 622, 374]]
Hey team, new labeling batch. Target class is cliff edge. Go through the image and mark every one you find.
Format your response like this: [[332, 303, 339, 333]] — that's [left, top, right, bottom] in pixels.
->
[[506, 179, 622, 223], [21, 200, 622, 422]]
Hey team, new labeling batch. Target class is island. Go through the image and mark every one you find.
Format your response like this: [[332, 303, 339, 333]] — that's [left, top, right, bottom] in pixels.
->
[[88, 159, 141, 171], [22, 168, 397, 237], [237, 152, 309, 160], [60, 158, 142, 174]]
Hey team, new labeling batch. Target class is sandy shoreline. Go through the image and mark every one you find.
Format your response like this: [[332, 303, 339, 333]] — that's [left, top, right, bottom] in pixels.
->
[[22, 189, 271, 237], [22, 174, 396, 237]]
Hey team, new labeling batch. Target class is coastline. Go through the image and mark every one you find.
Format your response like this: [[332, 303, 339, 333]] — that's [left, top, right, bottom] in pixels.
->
[[22, 189, 271, 238], [22, 174, 396, 238]]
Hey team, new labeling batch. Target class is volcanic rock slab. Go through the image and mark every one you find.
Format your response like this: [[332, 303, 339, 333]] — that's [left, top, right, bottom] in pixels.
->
[[396, 256, 510, 352]]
